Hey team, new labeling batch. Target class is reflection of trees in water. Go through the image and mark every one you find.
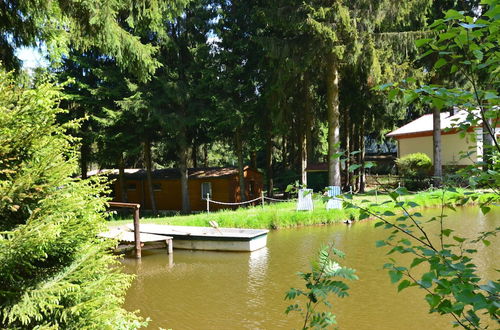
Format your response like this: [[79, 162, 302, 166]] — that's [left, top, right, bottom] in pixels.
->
[[122, 254, 174, 281], [292, 226, 350, 257], [464, 208, 498, 280], [246, 247, 269, 305]]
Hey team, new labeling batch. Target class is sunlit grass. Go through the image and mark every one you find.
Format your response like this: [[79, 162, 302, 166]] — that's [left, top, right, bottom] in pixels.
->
[[108, 189, 496, 229]]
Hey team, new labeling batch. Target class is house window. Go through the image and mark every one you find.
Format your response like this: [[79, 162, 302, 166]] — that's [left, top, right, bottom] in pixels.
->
[[201, 182, 212, 200], [153, 183, 162, 191], [127, 183, 136, 191]]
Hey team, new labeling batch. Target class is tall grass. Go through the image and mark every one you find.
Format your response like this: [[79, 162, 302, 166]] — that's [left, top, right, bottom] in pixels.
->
[[108, 190, 496, 229]]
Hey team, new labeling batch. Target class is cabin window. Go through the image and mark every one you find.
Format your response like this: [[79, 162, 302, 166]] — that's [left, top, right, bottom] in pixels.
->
[[153, 183, 162, 191], [201, 182, 212, 199], [127, 183, 136, 191]]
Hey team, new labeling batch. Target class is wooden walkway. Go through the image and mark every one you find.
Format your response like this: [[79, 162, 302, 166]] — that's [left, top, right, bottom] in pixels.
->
[[99, 229, 173, 254]]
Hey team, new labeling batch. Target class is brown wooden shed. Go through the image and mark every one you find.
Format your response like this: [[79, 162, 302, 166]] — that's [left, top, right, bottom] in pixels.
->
[[90, 166, 263, 212]]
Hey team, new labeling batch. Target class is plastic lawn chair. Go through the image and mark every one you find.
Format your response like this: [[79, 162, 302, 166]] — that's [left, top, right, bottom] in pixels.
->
[[326, 186, 342, 210], [297, 189, 314, 211]]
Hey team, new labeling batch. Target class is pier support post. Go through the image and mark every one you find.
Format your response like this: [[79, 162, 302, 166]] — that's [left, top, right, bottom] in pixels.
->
[[133, 207, 141, 258], [166, 238, 173, 254], [108, 202, 142, 258]]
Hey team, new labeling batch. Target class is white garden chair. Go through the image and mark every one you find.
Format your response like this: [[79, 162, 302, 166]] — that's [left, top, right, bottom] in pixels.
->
[[296, 189, 314, 211], [326, 186, 342, 210]]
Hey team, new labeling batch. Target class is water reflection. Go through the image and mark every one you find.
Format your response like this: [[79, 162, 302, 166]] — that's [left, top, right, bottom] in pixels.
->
[[248, 247, 269, 290], [122, 207, 499, 329], [122, 252, 174, 276], [246, 247, 269, 311]]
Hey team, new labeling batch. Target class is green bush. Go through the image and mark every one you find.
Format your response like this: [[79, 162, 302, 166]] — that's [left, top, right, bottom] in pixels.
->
[[396, 153, 432, 190], [396, 153, 432, 177]]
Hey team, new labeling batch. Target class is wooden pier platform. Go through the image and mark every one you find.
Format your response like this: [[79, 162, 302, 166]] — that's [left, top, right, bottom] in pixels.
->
[[99, 228, 173, 254]]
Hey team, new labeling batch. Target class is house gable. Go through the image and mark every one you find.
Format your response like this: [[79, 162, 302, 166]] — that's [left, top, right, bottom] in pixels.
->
[[387, 111, 484, 165]]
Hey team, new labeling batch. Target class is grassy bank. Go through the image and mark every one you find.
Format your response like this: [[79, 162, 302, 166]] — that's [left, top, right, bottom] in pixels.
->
[[108, 190, 497, 229]]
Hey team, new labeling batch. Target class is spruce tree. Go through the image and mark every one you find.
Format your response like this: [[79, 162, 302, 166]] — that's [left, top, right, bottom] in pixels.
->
[[0, 0, 190, 80], [0, 70, 144, 329]]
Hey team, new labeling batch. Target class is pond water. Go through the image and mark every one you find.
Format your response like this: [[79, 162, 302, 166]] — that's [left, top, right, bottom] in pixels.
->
[[122, 207, 499, 329]]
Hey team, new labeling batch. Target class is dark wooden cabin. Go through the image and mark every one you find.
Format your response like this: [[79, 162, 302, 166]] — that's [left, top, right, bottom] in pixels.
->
[[89, 166, 263, 211]]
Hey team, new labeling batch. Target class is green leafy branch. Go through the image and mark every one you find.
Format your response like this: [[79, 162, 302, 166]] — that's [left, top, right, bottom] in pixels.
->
[[341, 186, 499, 329], [285, 244, 358, 329]]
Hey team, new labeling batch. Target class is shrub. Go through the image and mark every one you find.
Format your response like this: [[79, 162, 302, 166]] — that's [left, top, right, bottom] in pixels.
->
[[396, 153, 432, 177], [396, 153, 432, 190]]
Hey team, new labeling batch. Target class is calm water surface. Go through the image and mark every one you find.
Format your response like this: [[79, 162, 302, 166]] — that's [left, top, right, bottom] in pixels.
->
[[122, 207, 499, 329]]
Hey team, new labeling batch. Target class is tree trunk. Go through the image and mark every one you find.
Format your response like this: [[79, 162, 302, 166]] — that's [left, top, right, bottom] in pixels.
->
[[179, 129, 191, 214], [250, 151, 257, 169], [326, 56, 341, 186], [289, 130, 296, 170], [80, 141, 89, 179], [298, 120, 307, 186], [482, 118, 494, 171], [236, 128, 246, 202], [432, 106, 442, 186], [144, 138, 157, 215], [359, 118, 366, 193], [175, 18, 191, 213], [118, 153, 128, 202], [349, 120, 356, 190], [281, 135, 288, 169], [305, 101, 313, 163], [353, 121, 360, 191], [79, 110, 90, 179], [191, 139, 198, 169], [265, 126, 274, 197], [342, 108, 350, 190], [300, 130, 307, 186], [203, 144, 209, 167], [301, 73, 313, 187]]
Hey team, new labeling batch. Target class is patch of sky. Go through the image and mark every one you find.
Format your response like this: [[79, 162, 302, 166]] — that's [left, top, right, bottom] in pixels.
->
[[15, 46, 48, 70]]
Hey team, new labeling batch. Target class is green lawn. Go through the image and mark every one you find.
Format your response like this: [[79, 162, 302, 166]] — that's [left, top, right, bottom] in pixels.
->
[[107, 189, 497, 229]]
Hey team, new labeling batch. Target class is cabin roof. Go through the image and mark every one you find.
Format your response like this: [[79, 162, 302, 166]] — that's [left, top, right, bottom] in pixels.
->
[[87, 166, 260, 180], [387, 112, 450, 138], [386, 110, 482, 139], [305, 163, 328, 172]]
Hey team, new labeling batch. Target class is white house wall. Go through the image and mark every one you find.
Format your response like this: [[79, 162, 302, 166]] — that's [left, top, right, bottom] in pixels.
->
[[399, 135, 433, 162], [442, 132, 478, 164], [399, 131, 478, 165]]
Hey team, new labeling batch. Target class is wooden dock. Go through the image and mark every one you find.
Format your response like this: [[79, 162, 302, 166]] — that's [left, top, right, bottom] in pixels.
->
[[99, 228, 173, 254]]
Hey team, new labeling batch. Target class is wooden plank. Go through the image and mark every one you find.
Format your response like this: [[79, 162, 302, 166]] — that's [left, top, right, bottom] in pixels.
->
[[108, 201, 140, 209]]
